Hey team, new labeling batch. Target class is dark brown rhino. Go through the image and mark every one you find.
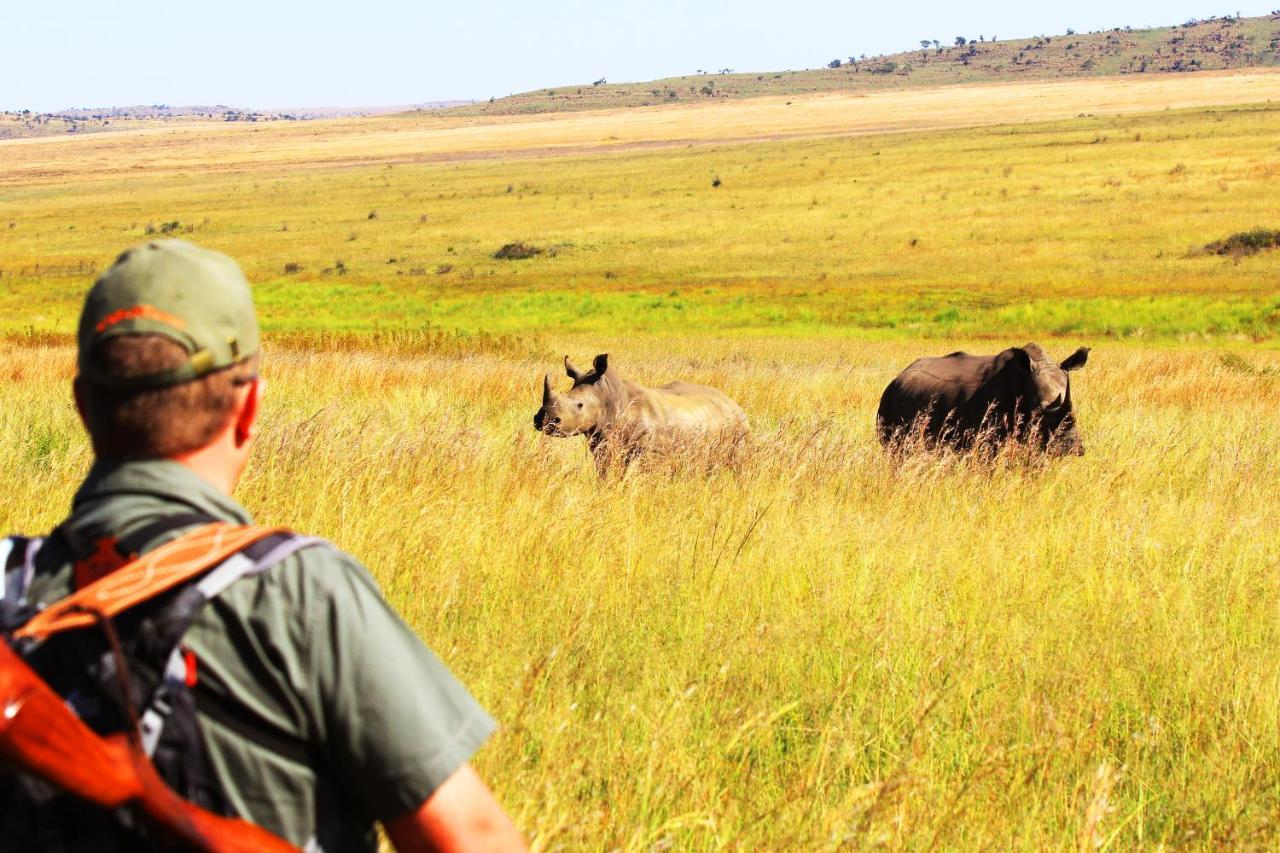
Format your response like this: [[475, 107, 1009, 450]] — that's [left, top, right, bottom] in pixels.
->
[[534, 353, 748, 465], [877, 343, 1090, 455]]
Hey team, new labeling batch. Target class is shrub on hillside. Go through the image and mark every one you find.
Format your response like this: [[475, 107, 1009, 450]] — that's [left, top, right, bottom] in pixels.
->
[[1204, 228, 1280, 256], [493, 242, 542, 260]]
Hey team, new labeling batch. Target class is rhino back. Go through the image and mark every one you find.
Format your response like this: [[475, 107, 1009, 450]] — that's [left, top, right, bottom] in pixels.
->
[[878, 353, 998, 436], [630, 381, 746, 432]]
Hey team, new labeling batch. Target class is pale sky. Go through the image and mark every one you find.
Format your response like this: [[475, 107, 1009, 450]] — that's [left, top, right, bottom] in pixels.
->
[[2, 0, 1273, 112]]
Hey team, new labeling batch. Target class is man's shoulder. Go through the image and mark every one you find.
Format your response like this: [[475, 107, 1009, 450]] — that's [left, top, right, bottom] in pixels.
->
[[205, 532, 399, 651], [252, 533, 383, 603]]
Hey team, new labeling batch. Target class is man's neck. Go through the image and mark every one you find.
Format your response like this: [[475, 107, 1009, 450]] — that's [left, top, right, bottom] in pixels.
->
[[171, 438, 241, 497]]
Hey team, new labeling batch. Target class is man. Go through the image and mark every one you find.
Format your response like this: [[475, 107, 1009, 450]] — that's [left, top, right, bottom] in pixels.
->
[[14, 240, 524, 851]]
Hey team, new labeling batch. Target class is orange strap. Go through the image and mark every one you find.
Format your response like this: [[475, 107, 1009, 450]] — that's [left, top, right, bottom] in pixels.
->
[[16, 523, 287, 643]]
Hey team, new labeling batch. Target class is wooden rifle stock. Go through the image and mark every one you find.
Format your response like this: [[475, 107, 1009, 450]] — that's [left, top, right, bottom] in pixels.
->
[[0, 639, 297, 852]]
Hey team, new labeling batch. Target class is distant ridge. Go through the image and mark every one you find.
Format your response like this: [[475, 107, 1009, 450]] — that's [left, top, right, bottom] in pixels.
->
[[449, 13, 1280, 116], [0, 101, 474, 141], [43, 102, 472, 119]]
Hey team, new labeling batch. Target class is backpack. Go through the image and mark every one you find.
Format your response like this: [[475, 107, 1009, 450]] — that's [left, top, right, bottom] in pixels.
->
[[0, 514, 323, 851]]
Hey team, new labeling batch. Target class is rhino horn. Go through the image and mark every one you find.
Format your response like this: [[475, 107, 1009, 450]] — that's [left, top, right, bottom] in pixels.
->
[[543, 373, 554, 404]]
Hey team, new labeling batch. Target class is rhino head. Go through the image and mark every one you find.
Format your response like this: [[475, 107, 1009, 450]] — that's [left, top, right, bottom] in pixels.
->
[[1020, 343, 1090, 456], [534, 354, 613, 437]]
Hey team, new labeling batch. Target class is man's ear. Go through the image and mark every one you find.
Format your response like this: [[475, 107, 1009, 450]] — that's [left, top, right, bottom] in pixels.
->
[[593, 353, 609, 376], [72, 377, 89, 431], [234, 377, 263, 448], [1060, 347, 1090, 372]]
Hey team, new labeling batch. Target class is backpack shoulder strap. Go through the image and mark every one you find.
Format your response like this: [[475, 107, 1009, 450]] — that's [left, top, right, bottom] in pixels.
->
[[1, 536, 43, 604], [193, 533, 327, 602], [136, 530, 327, 760], [14, 523, 288, 643], [114, 513, 218, 560], [70, 512, 219, 590]]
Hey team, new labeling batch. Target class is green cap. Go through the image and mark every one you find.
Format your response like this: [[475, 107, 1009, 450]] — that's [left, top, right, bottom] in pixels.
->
[[77, 240, 260, 390]]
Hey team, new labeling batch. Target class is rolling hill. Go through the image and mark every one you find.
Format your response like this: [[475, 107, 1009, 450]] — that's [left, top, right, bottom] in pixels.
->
[[448, 12, 1280, 116]]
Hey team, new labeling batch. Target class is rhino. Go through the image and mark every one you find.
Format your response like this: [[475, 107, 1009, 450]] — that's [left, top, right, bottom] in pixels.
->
[[534, 353, 748, 466], [877, 343, 1090, 455]]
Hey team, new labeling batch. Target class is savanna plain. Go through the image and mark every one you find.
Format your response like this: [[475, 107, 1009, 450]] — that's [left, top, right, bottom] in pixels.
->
[[2, 72, 1280, 848]]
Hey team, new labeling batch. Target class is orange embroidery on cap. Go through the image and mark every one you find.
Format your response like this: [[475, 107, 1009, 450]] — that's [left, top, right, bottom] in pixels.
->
[[95, 304, 186, 333]]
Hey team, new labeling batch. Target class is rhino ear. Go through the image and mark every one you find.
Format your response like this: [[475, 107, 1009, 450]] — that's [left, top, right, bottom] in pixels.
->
[[564, 356, 583, 381], [1060, 347, 1090, 372], [593, 353, 609, 376], [996, 347, 1032, 374], [1022, 342, 1047, 363]]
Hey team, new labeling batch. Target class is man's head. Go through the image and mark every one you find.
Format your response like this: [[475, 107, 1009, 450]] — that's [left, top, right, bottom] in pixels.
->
[[75, 241, 263, 484]]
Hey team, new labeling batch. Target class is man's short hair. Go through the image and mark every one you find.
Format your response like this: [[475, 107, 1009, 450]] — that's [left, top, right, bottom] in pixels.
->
[[78, 333, 258, 459]]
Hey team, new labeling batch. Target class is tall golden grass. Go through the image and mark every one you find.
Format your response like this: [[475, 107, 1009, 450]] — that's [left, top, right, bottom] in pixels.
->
[[4, 334, 1278, 847]]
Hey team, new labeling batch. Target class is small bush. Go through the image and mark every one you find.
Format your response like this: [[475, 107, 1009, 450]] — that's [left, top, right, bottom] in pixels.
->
[[283, 262, 301, 274], [711, 176, 722, 188], [1204, 228, 1280, 257], [493, 242, 542, 260], [436, 264, 454, 275], [367, 209, 378, 220], [1220, 352, 1280, 376]]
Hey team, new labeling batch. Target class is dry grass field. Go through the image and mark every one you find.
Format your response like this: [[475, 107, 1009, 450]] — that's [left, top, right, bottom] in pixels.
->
[[3, 70, 1280, 344], [4, 334, 1279, 848], [3, 67, 1280, 848], [5, 68, 1280, 180]]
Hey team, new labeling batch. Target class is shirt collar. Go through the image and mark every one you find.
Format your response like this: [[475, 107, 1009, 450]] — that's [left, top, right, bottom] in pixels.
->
[[73, 458, 253, 524]]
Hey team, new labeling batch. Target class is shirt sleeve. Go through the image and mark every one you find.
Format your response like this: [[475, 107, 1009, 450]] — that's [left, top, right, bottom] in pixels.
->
[[306, 550, 496, 823]]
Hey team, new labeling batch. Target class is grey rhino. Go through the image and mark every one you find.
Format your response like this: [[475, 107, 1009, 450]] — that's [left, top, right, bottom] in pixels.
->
[[534, 354, 748, 466], [877, 343, 1090, 455]]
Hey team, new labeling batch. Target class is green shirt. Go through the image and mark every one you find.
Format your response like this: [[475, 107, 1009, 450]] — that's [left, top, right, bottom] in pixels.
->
[[25, 458, 495, 852]]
